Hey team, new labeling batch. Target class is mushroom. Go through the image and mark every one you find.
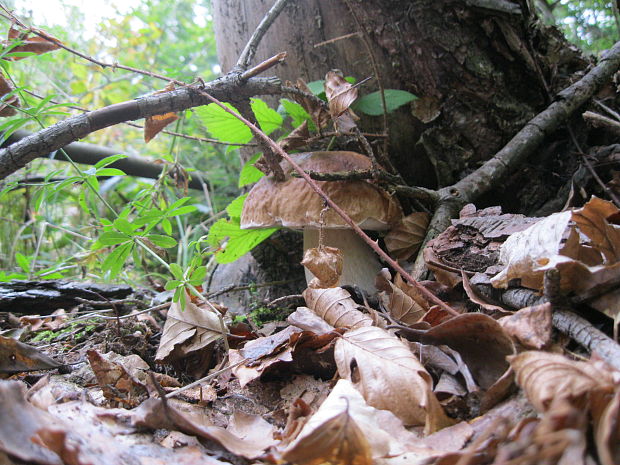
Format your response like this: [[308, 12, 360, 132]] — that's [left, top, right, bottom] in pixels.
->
[[240, 151, 402, 293]]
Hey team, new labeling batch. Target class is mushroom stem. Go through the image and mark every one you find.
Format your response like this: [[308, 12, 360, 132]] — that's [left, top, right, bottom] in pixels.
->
[[303, 229, 382, 293]]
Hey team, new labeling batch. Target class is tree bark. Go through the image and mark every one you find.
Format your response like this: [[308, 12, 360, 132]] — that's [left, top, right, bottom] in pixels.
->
[[213, 0, 590, 212]]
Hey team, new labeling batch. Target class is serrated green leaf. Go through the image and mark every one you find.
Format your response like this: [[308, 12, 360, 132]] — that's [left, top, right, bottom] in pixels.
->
[[15, 253, 30, 273], [94, 154, 127, 169], [226, 194, 247, 220], [208, 218, 278, 264], [195, 102, 252, 144], [146, 234, 177, 248], [97, 231, 131, 246], [238, 153, 265, 187], [169, 263, 184, 280], [251, 98, 282, 135], [353, 89, 417, 116]]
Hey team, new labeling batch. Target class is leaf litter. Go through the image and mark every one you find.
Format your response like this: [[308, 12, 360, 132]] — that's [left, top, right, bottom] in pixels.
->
[[2, 197, 620, 465]]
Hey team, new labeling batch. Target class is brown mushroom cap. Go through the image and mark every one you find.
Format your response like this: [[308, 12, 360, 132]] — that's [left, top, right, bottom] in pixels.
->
[[240, 151, 402, 230]]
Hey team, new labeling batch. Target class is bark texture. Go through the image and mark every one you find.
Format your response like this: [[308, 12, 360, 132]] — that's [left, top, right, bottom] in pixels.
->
[[213, 0, 589, 212]]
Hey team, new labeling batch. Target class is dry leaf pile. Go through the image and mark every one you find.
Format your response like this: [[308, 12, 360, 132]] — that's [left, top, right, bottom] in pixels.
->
[[2, 196, 620, 465]]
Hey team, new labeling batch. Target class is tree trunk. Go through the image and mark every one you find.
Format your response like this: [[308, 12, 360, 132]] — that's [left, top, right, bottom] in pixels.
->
[[213, 0, 589, 213]]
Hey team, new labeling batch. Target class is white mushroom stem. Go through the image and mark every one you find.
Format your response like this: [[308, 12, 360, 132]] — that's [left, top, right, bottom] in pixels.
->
[[303, 228, 383, 293]]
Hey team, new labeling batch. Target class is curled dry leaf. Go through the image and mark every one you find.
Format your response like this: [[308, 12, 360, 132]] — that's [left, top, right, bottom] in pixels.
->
[[302, 245, 343, 288], [155, 292, 223, 364], [288, 78, 330, 130], [594, 390, 620, 465], [499, 302, 552, 349], [384, 212, 430, 261], [375, 269, 426, 325], [303, 287, 373, 329], [5, 25, 62, 60], [324, 70, 359, 133], [335, 325, 451, 430], [509, 351, 616, 413], [324, 70, 358, 117], [144, 83, 180, 142], [282, 379, 430, 465], [415, 313, 515, 391]]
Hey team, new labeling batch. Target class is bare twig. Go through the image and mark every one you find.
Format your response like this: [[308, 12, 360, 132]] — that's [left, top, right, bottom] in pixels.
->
[[0, 7, 187, 86], [235, 0, 292, 71]]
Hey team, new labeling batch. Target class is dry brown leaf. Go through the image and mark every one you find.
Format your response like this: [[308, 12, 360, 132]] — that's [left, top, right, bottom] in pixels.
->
[[376, 269, 426, 325], [0, 335, 62, 374], [303, 287, 373, 329], [302, 245, 343, 288], [229, 325, 301, 387], [144, 83, 179, 142], [0, 71, 18, 116], [155, 293, 223, 364], [282, 379, 431, 464], [0, 380, 64, 464], [279, 120, 310, 152], [572, 196, 620, 262], [509, 351, 616, 413], [289, 78, 330, 130], [145, 112, 179, 143], [335, 325, 451, 430], [282, 404, 372, 465], [287, 307, 336, 333], [86, 350, 149, 408], [499, 302, 552, 349], [418, 313, 515, 391], [324, 70, 358, 118], [461, 270, 512, 316], [5, 25, 62, 60], [132, 397, 272, 459], [384, 212, 430, 260], [593, 390, 620, 465]]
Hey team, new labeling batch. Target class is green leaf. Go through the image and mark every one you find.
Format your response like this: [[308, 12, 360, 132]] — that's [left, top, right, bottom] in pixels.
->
[[169, 263, 184, 280], [238, 153, 265, 187], [165, 279, 182, 291], [162, 218, 172, 235], [95, 168, 126, 177], [97, 231, 131, 246], [168, 205, 196, 217], [195, 102, 252, 144], [102, 243, 132, 278], [146, 234, 177, 248], [353, 89, 417, 116], [113, 218, 136, 235], [15, 253, 31, 273], [226, 194, 247, 220], [189, 266, 207, 285], [251, 98, 282, 135], [306, 80, 325, 96], [208, 217, 278, 264], [280, 99, 311, 128]]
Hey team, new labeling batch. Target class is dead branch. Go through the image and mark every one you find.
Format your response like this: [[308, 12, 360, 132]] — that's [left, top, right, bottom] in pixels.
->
[[235, 0, 292, 71], [0, 76, 283, 180]]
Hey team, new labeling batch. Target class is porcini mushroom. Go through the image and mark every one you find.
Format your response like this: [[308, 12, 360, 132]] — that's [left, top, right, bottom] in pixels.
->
[[240, 151, 402, 293]]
